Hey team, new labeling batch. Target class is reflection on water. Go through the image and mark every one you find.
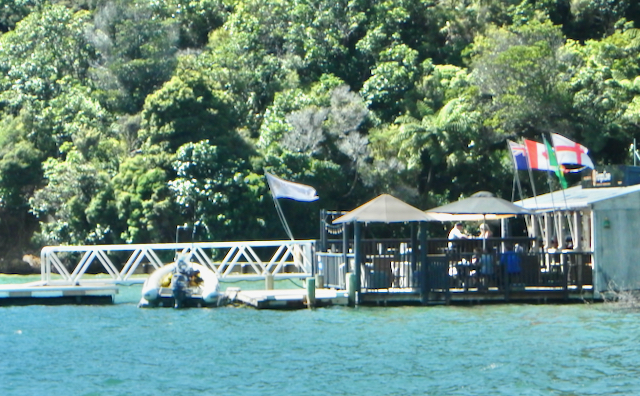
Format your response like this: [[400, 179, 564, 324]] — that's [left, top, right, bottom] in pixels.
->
[[1, 275, 640, 395]]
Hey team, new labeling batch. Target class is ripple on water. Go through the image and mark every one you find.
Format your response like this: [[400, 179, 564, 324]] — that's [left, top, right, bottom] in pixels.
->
[[2, 276, 640, 395]]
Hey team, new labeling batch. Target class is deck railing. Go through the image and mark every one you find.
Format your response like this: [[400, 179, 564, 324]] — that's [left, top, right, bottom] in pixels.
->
[[315, 238, 593, 296]]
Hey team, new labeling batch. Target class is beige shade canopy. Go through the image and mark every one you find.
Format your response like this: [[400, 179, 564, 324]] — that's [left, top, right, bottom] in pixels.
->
[[333, 194, 436, 224], [425, 191, 530, 218], [423, 213, 515, 221]]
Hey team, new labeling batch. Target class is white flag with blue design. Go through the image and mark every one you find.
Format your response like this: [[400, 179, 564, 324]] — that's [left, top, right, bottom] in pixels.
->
[[265, 172, 318, 202]]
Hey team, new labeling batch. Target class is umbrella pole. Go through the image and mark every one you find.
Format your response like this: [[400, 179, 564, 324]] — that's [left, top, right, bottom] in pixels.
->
[[482, 214, 486, 251]]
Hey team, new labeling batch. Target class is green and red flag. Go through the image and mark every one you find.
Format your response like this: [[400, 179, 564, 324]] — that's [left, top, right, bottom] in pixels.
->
[[543, 135, 568, 189]]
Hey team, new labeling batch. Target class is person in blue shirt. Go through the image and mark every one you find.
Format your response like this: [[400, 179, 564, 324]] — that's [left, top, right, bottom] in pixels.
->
[[501, 248, 521, 273], [500, 244, 522, 289]]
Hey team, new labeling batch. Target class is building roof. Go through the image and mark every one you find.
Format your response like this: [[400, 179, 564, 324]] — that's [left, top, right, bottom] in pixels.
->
[[515, 183, 640, 212]]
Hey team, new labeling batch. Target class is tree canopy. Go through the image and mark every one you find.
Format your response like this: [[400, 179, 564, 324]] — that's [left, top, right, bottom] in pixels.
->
[[0, 0, 639, 259]]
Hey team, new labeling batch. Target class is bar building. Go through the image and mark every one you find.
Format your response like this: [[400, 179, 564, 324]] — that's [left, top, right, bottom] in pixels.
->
[[316, 166, 640, 305]]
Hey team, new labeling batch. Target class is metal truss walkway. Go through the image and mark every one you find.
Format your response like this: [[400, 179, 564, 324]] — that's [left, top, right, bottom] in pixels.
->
[[39, 240, 315, 285]]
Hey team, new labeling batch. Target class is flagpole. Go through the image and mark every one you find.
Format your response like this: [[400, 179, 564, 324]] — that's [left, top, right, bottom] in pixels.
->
[[521, 138, 545, 245], [543, 133, 574, 247], [271, 193, 295, 241], [264, 170, 319, 241], [548, 135, 574, 248], [507, 140, 532, 235]]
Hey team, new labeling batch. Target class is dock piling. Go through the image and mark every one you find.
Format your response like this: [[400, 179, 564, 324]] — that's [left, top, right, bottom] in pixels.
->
[[265, 274, 274, 290], [306, 277, 316, 307], [346, 272, 357, 306]]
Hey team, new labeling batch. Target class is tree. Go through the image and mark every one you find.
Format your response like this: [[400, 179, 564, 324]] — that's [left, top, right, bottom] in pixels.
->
[[29, 150, 119, 245], [469, 21, 574, 138], [0, 0, 41, 33], [169, 140, 267, 241], [85, 0, 179, 114], [0, 4, 93, 111], [360, 43, 422, 121], [112, 151, 179, 243], [139, 55, 240, 153], [569, 24, 640, 161], [149, 0, 230, 49]]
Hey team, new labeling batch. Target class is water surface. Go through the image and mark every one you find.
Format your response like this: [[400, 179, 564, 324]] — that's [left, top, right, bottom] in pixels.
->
[[1, 275, 638, 395]]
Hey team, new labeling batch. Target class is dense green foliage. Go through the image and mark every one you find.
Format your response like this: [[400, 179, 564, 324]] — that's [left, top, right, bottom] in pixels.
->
[[1, 0, 640, 257]]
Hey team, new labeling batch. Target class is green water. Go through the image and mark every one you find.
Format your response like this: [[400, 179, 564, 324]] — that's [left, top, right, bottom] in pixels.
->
[[1, 275, 639, 395]]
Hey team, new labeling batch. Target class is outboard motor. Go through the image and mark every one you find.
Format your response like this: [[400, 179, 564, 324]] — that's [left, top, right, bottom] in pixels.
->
[[171, 258, 192, 308]]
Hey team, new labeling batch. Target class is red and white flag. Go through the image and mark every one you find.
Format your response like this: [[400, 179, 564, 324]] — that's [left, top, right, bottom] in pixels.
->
[[551, 133, 595, 169], [523, 139, 552, 171]]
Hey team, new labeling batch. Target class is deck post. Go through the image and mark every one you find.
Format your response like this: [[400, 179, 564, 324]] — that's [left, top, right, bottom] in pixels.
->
[[315, 273, 324, 289], [319, 209, 327, 252], [503, 256, 510, 302], [346, 272, 357, 306], [562, 255, 569, 301], [353, 221, 361, 300], [411, 223, 417, 276], [342, 222, 349, 274], [419, 222, 428, 304]]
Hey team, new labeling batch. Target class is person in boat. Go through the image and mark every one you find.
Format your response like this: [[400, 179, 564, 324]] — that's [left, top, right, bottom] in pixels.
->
[[189, 269, 204, 287]]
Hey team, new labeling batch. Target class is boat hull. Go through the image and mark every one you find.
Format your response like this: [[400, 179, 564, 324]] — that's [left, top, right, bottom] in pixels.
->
[[138, 262, 223, 308]]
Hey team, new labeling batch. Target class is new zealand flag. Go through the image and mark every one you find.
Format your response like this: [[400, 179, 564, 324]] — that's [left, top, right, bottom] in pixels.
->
[[508, 140, 528, 171]]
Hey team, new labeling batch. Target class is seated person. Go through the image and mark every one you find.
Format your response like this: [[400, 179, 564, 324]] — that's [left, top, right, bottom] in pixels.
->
[[473, 248, 494, 276], [478, 223, 492, 239], [564, 236, 573, 250], [473, 248, 494, 289], [448, 222, 468, 249]]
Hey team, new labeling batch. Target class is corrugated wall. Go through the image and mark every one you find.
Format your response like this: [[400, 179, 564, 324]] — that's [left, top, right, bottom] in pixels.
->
[[592, 190, 640, 294]]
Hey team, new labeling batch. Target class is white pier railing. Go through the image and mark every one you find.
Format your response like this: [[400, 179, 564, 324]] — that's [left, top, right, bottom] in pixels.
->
[[40, 240, 316, 285]]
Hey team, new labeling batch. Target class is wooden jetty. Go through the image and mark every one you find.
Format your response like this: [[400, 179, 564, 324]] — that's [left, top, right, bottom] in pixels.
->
[[0, 238, 604, 308]]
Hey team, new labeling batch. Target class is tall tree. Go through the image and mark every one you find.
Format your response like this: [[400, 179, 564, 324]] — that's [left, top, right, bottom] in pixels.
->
[[86, 0, 179, 114]]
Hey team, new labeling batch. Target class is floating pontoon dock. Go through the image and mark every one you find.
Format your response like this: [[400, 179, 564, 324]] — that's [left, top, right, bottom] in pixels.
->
[[226, 287, 349, 309], [0, 281, 118, 306], [0, 240, 317, 307]]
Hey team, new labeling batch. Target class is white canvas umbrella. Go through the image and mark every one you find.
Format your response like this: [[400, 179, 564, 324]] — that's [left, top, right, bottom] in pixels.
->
[[425, 191, 530, 249]]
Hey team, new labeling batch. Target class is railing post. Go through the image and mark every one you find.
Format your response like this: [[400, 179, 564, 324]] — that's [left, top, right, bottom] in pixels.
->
[[577, 253, 583, 291], [342, 222, 349, 272], [562, 254, 569, 300], [354, 221, 361, 300], [419, 222, 428, 304], [319, 209, 327, 253], [503, 254, 510, 302], [411, 223, 417, 286]]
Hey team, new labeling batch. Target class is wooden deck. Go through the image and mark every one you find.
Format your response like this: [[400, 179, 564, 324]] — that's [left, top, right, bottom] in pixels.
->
[[357, 285, 596, 306]]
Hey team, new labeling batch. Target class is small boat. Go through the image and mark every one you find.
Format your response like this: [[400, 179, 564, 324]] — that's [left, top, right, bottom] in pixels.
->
[[138, 257, 222, 308]]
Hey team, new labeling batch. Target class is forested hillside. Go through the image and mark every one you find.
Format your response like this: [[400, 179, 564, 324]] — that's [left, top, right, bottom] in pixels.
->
[[0, 0, 639, 266]]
